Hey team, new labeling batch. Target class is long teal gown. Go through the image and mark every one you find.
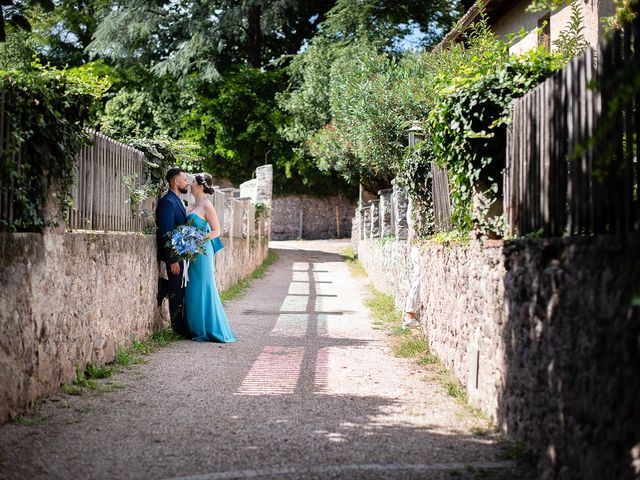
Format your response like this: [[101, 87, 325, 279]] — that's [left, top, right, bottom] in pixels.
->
[[184, 213, 237, 343]]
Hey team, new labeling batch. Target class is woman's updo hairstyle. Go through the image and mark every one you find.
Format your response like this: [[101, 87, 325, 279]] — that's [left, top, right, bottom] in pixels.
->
[[195, 173, 215, 195]]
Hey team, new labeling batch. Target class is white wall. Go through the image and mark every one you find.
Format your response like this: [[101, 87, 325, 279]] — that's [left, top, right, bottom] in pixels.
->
[[490, 0, 615, 56]]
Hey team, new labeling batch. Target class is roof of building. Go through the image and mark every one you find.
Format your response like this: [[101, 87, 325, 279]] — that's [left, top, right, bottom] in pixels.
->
[[437, 0, 518, 49]]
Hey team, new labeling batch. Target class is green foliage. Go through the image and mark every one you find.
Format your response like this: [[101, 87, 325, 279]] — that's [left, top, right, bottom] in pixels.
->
[[184, 67, 291, 185], [254, 202, 270, 220], [24, 0, 109, 66], [428, 31, 558, 235], [0, 61, 108, 231], [296, 39, 434, 193], [84, 363, 113, 380], [279, 1, 462, 193], [321, 0, 463, 50], [0, 0, 54, 42], [14, 415, 40, 426], [89, 0, 336, 77], [553, 0, 590, 59], [72, 366, 98, 390], [101, 88, 183, 140], [124, 137, 203, 204], [529, 0, 638, 34], [395, 335, 429, 358], [0, 28, 34, 69]]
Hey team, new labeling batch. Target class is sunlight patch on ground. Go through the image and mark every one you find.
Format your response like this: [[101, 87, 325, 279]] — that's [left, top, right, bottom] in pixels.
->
[[269, 314, 309, 337], [235, 347, 305, 396]]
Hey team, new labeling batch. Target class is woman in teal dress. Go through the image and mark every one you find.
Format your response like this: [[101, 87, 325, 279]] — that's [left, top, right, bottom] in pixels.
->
[[184, 172, 237, 343]]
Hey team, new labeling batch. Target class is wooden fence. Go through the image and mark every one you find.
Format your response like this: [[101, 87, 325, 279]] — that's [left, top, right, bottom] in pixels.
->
[[2, 119, 267, 236], [432, 162, 452, 231], [68, 129, 148, 232], [505, 18, 640, 237]]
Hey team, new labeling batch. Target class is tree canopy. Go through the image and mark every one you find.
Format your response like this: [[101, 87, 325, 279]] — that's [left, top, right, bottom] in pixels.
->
[[1, 0, 464, 197]]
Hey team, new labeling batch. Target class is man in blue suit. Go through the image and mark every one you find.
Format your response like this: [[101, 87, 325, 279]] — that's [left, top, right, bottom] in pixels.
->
[[156, 168, 189, 337]]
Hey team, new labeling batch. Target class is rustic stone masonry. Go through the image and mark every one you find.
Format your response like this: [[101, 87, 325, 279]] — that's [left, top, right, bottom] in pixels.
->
[[238, 165, 273, 206], [351, 185, 409, 244], [392, 185, 409, 240], [378, 189, 393, 237], [356, 235, 640, 480], [0, 230, 269, 425], [270, 195, 354, 240], [370, 200, 380, 238]]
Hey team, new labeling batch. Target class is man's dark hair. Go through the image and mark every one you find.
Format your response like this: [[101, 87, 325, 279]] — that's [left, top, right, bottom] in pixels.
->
[[166, 168, 185, 184]]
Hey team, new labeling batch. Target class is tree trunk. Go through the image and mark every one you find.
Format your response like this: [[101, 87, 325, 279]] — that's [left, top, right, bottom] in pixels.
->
[[246, 4, 262, 67]]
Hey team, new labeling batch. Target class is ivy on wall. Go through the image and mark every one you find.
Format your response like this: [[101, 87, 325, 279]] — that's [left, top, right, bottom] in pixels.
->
[[0, 61, 108, 232]]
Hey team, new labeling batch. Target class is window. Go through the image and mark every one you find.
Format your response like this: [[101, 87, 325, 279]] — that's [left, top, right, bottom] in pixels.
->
[[538, 13, 551, 51]]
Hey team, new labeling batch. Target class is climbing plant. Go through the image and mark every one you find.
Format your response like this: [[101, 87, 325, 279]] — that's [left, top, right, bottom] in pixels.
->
[[428, 47, 559, 235], [123, 136, 203, 206], [0, 61, 108, 231]]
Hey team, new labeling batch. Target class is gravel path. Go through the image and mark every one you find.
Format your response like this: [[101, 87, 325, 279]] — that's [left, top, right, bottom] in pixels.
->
[[0, 240, 529, 480]]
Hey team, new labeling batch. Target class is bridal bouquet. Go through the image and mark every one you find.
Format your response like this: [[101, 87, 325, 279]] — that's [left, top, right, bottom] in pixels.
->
[[165, 223, 208, 261]]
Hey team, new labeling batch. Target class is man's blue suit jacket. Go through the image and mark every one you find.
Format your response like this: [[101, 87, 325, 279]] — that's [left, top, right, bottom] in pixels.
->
[[156, 190, 187, 265]]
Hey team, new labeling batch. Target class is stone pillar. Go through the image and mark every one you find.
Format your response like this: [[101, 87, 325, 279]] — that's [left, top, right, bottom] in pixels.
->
[[378, 189, 393, 238], [362, 207, 371, 240], [239, 179, 258, 202], [237, 197, 252, 238], [370, 200, 380, 238], [351, 210, 360, 247], [256, 165, 273, 206], [392, 184, 409, 240], [220, 188, 235, 236]]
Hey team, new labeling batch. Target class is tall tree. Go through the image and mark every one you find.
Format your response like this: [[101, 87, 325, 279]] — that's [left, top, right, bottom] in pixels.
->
[[31, 0, 109, 66], [279, 0, 464, 190], [90, 0, 336, 77], [0, 0, 53, 42]]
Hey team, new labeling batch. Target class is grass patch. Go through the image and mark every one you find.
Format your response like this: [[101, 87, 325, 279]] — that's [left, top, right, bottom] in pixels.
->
[[62, 328, 181, 396], [498, 440, 528, 461], [72, 366, 99, 390], [465, 465, 490, 478], [220, 251, 277, 304], [444, 378, 466, 400], [84, 363, 113, 380], [364, 286, 402, 327], [61, 384, 83, 396], [14, 415, 40, 427], [114, 346, 141, 368], [151, 328, 182, 346], [342, 246, 367, 278], [428, 230, 469, 245], [394, 335, 429, 358], [418, 352, 439, 366], [358, 264, 499, 446]]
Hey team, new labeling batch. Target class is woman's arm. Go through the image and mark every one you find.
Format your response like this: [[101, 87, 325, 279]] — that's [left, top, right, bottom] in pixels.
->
[[204, 203, 221, 240]]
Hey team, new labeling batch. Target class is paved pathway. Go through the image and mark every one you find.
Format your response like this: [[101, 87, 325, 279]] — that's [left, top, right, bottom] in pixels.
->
[[0, 240, 527, 479]]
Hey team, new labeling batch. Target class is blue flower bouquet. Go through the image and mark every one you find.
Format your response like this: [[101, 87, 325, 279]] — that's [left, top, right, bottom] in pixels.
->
[[165, 223, 208, 262]]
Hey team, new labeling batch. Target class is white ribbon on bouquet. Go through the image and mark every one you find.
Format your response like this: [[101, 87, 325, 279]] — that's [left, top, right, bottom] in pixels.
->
[[181, 259, 190, 287]]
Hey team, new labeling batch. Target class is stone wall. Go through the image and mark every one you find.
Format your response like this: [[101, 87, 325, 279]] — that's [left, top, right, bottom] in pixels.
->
[[271, 195, 355, 240], [357, 239, 412, 312], [0, 230, 269, 425], [356, 236, 640, 480]]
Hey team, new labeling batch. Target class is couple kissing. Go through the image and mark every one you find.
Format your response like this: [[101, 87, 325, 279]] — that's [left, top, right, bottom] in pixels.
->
[[155, 168, 236, 344]]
